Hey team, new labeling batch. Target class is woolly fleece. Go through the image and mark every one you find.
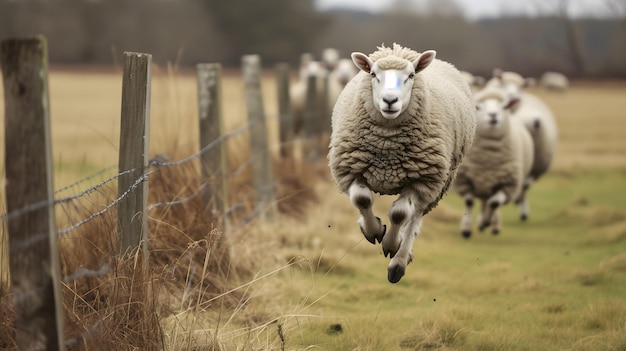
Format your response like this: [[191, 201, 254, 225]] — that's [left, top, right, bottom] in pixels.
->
[[328, 43, 476, 214]]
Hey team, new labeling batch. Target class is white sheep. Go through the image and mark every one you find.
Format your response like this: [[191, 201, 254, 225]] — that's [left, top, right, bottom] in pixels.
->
[[330, 58, 358, 87], [328, 43, 476, 283], [485, 69, 558, 220], [540, 71, 569, 92], [290, 60, 344, 135], [453, 88, 534, 238], [460, 70, 486, 92], [322, 48, 340, 70]]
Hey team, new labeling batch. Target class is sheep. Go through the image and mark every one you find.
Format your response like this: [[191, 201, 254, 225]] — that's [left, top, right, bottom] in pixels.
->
[[540, 71, 569, 92], [460, 70, 486, 92], [330, 58, 358, 87], [290, 59, 344, 136], [485, 69, 558, 220], [453, 88, 534, 238], [322, 48, 340, 70], [328, 43, 476, 283]]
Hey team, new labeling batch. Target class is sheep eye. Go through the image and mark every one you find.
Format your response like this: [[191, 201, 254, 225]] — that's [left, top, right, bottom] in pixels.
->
[[408, 73, 415, 79], [370, 72, 376, 78]]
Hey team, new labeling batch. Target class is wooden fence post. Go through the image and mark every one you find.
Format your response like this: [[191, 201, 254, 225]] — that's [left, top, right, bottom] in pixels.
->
[[1, 36, 64, 351], [275, 63, 293, 161], [241, 54, 277, 220], [117, 52, 151, 257], [303, 75, 319, 162], [196, 63, 229, 234]]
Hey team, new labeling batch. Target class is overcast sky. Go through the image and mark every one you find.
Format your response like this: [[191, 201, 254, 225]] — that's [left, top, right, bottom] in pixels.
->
[[315, 0, 617, 19]]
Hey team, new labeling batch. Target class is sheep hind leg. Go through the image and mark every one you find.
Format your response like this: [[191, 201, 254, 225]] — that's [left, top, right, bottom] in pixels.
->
[[349, 181, 386, 244], [461, 193, 474, 239], [517, 177, 533, 221], [382, 193, 415, 258], [387, 216, 423, 284]]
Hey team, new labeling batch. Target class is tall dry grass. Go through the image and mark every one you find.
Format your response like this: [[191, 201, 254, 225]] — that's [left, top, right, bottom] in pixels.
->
[[0, 65, 320, 350]]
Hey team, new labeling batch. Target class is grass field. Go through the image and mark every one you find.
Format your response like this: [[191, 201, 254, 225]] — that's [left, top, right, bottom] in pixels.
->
[[1, 68, 625, 350]]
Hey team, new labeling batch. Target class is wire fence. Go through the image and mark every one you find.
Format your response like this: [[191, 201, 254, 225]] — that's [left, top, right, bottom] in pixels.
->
[[1, 37, 334, 349]]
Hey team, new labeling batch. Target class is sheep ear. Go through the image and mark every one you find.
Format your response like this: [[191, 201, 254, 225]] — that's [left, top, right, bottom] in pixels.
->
[[413, 50, 436, 74], [351, 52, 374, 73], [504, 97, 520, 111]]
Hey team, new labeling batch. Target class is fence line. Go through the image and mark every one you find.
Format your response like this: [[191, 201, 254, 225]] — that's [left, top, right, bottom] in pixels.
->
[[1, 35, 336, 349]]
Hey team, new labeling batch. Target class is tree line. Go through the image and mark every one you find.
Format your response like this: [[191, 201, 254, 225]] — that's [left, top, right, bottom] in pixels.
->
[[0, 0, 624, 78]]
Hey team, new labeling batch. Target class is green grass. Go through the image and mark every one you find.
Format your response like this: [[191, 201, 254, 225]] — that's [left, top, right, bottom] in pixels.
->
[[266, 167, 626, 351]]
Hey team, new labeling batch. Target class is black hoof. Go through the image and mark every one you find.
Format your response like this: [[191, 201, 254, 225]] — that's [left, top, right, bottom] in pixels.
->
[[520, 214, 528, 222], [362, 218, 386, 244], [490, 202, 500, 209], [492, 228, 500, 235], [478, 224, 487, 232], [383, 247, 395, 258], [376, 224, 387, 244], [462, 230, 472, 239], [387, 265, 405, 284]]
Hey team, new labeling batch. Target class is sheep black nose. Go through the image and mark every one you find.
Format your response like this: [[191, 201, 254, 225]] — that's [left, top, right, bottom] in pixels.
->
[[383, 97, 398, 107], [488, 113, 497, 120]]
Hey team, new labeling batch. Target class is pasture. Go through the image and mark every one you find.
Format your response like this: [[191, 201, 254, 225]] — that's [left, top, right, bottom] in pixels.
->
[[1, 67, 626, 350]]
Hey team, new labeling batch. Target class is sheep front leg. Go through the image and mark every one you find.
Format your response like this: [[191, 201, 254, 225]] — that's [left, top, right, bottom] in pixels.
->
[[387, 215, 423, 283], [479, 190, 507, 231], [461, 193, 474, 238], [348, 181, 386, 244]]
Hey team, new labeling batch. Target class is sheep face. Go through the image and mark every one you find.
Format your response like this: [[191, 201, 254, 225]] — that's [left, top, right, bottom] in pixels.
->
[[351, 50, 436, 120], [475, 97, 519, 137]]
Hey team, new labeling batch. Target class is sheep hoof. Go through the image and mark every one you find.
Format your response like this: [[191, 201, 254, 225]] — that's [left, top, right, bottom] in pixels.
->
[[360, 218, 386, 244], [387, 263, 406, 284], [478, 224, 488, 232], [462, 230, 472, 239], [520, 214, 528, 222], [375, 224, 387, 244], [492, 228, 500, 235]]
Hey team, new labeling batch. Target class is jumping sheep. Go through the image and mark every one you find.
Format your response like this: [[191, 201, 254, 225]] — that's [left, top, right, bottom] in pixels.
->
[[486, 69, 558, 220], [328, 43, 476, 283], [453, 88, 534, 238]]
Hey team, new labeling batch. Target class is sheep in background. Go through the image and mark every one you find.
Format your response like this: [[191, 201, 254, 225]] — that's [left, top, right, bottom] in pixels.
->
[[460, 70, 486, 92], [485, 68, 558, 221], [453, 88, 534, 238], [322, 47, 340, 71], [330, 58, 358, 87], [290, 59, 344, 136], [540, 71, 569, 92], [328, 43, 476, 283]]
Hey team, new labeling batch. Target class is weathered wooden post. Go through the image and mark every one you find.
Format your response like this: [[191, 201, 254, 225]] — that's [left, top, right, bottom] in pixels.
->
[[275, 63, 294, 161], [241, 54, 277, 220], [117, 52, 151, 257], [1, 36, 64, 351], [303, 75, 319, 162], [196, 63, 229, 233]]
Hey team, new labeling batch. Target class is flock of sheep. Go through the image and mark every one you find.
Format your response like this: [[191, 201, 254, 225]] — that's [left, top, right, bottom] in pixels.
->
[[292, 44, 563, 283]]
